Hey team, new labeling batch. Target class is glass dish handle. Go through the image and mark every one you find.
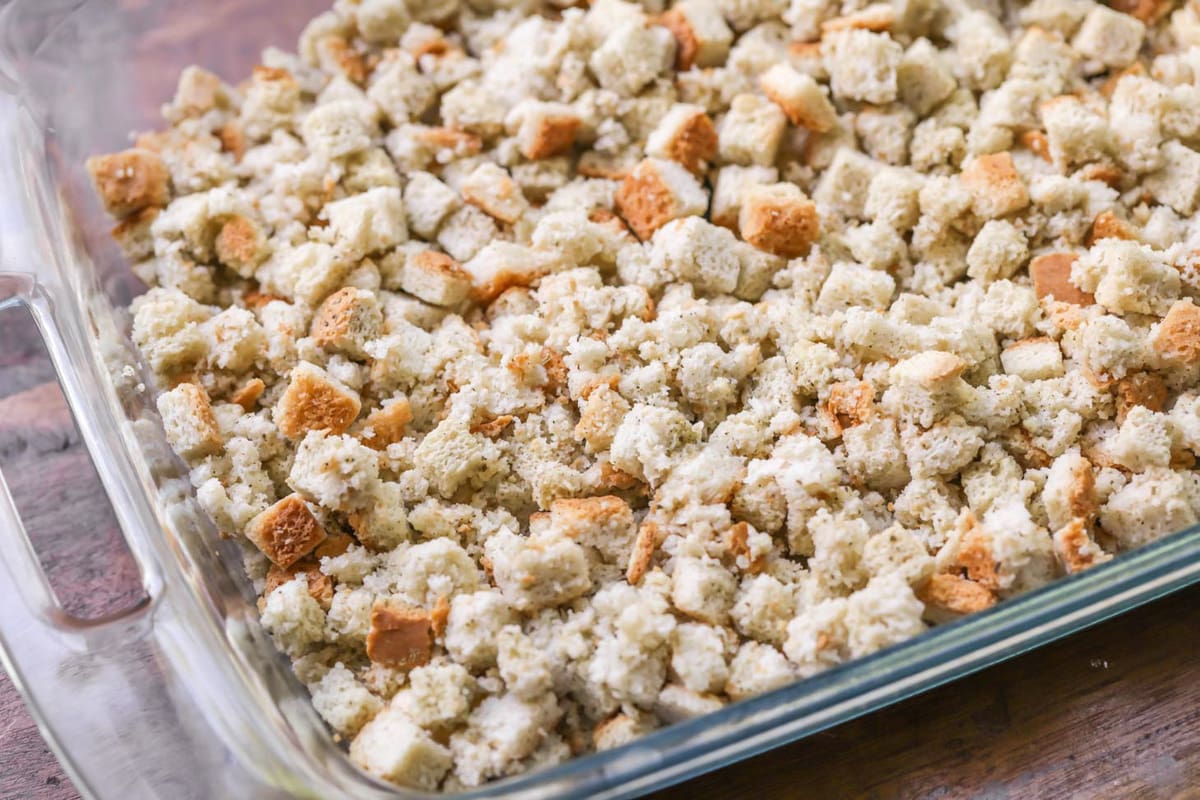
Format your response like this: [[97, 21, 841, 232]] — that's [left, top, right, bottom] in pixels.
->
[[0, 271, 177, 800]]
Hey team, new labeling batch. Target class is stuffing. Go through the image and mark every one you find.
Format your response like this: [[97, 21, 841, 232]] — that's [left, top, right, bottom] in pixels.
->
[[99, 0, 1200, 789]]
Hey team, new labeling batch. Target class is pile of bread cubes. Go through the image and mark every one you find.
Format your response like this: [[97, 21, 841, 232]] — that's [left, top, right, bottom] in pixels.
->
[[85, 0, 1200, 789]]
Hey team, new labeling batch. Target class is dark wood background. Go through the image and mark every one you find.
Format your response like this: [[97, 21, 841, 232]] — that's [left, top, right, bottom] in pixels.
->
[[4, 2, 1200, 797], [4, 286, 1200, 800]]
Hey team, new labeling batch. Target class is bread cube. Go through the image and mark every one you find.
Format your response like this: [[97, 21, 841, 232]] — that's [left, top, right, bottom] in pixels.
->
[[671, 556, 736, 625], [1001, 337, 1065, 380], [399, 250, 472, 307], [86, 148, 171, 217], [322, 186, 407, 258], [367, 598, 433, 669], [367, 54, 436, 126], [711, 164, 778, 230], [508, 100, 583, 161], [960, 152, 1029, 219], [1072, 6, 1146, 68], [645, 104, 718, 173], [589, 21, 676, 96], [816, 263, 896, 313], [649, 217, 742, 294], [897, 38, 957, 116], [349, 707, 452, 789], [658, 0, 734, 69], [813, 147, 876, 218], [966, 219, 1028, 283], [1030, 252, 1094, 305], [462, 242, 561, 303], [403, 171, 461, 240], [1145, 140, 1200, 215], [760, 64, 837, 132], [157, 382, 223, 459], [301, 100, 374, 158], [739, 183, 820, 259], [1041, 96, 1112, 168], [614, 158, 709, 240], [824, 29, 903, 104], [1072, 239, 1178, 316], [460, 162, 529, 224], [245, 494, 327, 568], [718, 94, 787, 167], [275, 361, 362, 440], [436, 205, 498, 262], [484, 528, 592, 611], [1153, 299, 1200, 364]]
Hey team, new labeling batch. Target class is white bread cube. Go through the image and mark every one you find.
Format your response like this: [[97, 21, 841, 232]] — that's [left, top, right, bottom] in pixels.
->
[[740, 182, 820, 259], [507, 100, 583, 161], [460, 162, 529, 224], [658, 0, 734, 69], [157, 382, 223, 459], [823, 29, 903, 104], [1145, 140, 1200, 215], [589, 21, 676, 96], [1072, 6, 1146, 68], [671, 556, 737, 625], [1040, 96, 1112, 169], [322, 186, 407, 258], [349, 707, 452, 789], [399, 250, 472, 307], [711, 164, 778, 230], [897, 38, 957, 116], [814, 147, 877, 218], [300, 100, 374, 158], [760, 63, 837, 132], [649, 216, 742, 294], [966, 219, 1028, 283], [463, 242, 561, 303], [484, 528, 592, 611], [403, 171, 461, 240], [1001, 338, 1065, 380], [367, 54, 436, 127], [718, 94, 787, 167], [436, 205, 498, 262]]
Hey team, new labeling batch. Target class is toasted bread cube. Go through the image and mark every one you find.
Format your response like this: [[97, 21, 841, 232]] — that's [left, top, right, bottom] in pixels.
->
[[760, 64, 837, 132], [1110, 0, 1173, 24], [550, 495, 636, 562], [1153, 299, 1200, 364], [463, 242, 561, 303], [275, 361, 362, 440], [157, 382, 223, 459], [367, 598, 433, 669], [718, 94, 787, 167], [917, 573, 996, 621], [86, 148, 170, 217], [960, 152, 1029, 219], [1072, 5, 1145, 68], [1001, 337, 1064, 380], [350, 707, 451, 789], [658, 0, 734, 69], [359, 398, 413, 450], [739, 183, 820, 259], [645, 104, 718, 174], [966, 219, 1028, 283], [711, 165, 778, 230], [367, 54, 436, 126], [824, 29, 903, 104], [589, 21, 676, 96], [311, 287, 383, 358], [322, 186, 407, 258], [460, 162, 529, 224], [110, 206, 160, 261], [1030, 252, 1094, 305], [1090, 210, 1138, 243], [246, 494, 327, 568], [403, 171, 461, 240], [400, 250, 472, 306], [1145, 140, 1200, 215], [1052, 518, 1111, 574], [213, 215, 269, 277], [614, 158, 709, 240], [508, 101, 582, 161]]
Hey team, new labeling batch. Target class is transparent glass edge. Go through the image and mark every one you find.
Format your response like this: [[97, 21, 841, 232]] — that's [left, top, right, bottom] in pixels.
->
[[3, 4, 1200, 799]]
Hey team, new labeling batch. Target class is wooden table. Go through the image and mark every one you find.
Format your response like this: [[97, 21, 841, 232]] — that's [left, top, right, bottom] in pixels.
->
[[3, 312, 1200, 799]]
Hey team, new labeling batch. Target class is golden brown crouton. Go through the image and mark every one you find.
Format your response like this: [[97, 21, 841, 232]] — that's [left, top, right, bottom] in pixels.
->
[[550, 495, 635, 541], [627, 519, 662, 585], [264, 559, 334, 609], [651, 108, 718, 174], [1019, 130, 1052, 163], [918, 573, 997, 617], [359, 400, 413, 450], [367, 599, 433, 670], [231, 377, 266, 412], [613, 159, 707, 241], [520, 113, 581, 160], [1030, 252, 1095, 306], [960, 152, 1029, 219], [1153, 299, 1200, 364], [86, 148, 171, 217], [245, 494, 328, 568], [739, 183, 821, 259], [275, 362, 362, 440], [1089, 210, 1138, 244], [1114, 371, 1167, 425]]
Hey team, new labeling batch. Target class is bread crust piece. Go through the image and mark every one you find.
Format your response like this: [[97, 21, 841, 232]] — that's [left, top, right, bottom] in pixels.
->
[[739, 183, 820, 259], [1030, 253, 1095, 306], [360, 399, 414, 450], [367, 598, 433, 669], [918, 573, 997, 617], [246, 494, 328, 568], [627, 519, 662, 584], [231, 378, 266, 412], [276, 362, 362, 440], [1153, 299, 1200, 364], [86, 148, 170, 217]]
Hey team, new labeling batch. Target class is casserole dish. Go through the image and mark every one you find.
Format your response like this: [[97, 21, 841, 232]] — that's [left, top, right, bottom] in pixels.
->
[[3, 1, 1200, 798]]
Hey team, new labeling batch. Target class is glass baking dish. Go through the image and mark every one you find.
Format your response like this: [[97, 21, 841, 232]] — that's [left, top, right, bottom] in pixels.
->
[[2, 1, 1200, 798]]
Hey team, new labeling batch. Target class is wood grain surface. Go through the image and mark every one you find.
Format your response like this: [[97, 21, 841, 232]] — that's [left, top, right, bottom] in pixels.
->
[[3, 309, 1200, 800]]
